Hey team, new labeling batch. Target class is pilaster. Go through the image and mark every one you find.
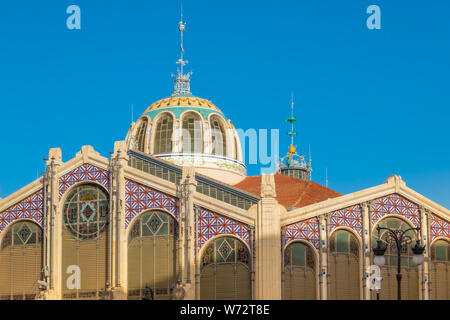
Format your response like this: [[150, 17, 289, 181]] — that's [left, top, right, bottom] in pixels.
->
[[254, 174, 281, 299], [420, 206, 430, 300], [44, 148, 62, 300], [112, 141, 128, 299], [318, 214, 328, 300], [180, 166, 197, 299], [361, 201, 372, 300]]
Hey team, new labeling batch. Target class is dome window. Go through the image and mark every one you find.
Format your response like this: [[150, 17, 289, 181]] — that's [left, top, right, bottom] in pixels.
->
[[182, 113, 203, 154], [154, 114, 174, 155], [136, 118, 148, 152], [211, 117, 226, 157]]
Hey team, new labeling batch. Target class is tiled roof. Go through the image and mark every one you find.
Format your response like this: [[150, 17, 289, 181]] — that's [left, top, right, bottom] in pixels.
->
[[232, 174, 342, 208]]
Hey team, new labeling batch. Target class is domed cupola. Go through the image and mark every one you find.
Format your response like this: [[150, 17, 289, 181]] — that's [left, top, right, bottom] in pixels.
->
[[125, 12, 246, 184], [277, 95, 312, 181]]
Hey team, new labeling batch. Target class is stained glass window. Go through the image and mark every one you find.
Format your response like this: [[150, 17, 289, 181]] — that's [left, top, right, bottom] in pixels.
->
[[63, 184, 109, 240], [128, 210, 177, 242], [370, 217, 419, 300], [284, 242, 317, 300], [127, 210, 178, 300], [154, 114, 173, 154], [200, 236, 251, 300]]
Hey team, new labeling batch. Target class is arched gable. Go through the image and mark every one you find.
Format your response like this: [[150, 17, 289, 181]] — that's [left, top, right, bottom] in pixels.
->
[[124, 179, 179, 228], [59, 163, 110, 200], [0, 190, 43, 233], [371, 193, 421, 228]]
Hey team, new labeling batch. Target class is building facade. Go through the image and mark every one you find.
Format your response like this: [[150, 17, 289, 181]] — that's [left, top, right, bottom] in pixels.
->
[[0, 14, 449, 301]]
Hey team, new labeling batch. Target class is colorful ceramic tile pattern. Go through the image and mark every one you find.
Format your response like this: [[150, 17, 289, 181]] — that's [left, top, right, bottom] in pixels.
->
[[125, 179, 179, 228], [330, 205, 362, 236], [430, 214, 450, 241], [285, 217, 320, 249], [0, 190, 43, 232], [197, 207, 250, 249], [371, 193, 421, 228], [59, 163, 110, 199]]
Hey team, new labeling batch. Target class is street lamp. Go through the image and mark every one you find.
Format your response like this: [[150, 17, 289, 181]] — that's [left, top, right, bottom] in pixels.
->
[[372, 225, 425, 300]]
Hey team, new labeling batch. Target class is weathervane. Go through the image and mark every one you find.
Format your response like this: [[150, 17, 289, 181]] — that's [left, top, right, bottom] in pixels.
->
[[173, 2, 192, 97]]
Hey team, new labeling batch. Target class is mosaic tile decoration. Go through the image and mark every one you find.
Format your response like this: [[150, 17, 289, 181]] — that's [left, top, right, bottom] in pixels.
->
[[0, 190, 44, 232], [330, 205, 362, 236], [125, 179, 179, 228], [285, 217, 320, 249], [371, 193, 421, 228], [430, 213, 450, 241], [197, 207, 250, 249], [59, 163, 110, 199]]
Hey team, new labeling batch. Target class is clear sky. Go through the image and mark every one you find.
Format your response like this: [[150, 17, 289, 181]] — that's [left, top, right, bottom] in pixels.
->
[[0, 1, 449, 208]]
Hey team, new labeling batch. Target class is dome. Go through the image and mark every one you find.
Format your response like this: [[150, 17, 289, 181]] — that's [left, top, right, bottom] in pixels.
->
[[124, 12, 246, 184], [125, 94, 246, 185]]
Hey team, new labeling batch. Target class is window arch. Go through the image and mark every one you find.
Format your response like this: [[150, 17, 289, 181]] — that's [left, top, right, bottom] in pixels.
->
[[61, 183, 110, 300], [210, 117, 226, 157], [329, 229, 360, 300], [370, 217, 419, 300], [284, 242, 317, 300], [182, 113, 203, 154], [136, 118, 148, 152], [200, 236, 251, 300], [0, 221, 43, 300], [430, 239, 450, 299], [127, 210, 178, 300], [154, 114, 173, 154]]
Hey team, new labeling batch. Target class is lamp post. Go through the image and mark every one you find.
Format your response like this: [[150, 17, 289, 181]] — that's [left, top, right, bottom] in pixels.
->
[[372, 225, 425, 300]]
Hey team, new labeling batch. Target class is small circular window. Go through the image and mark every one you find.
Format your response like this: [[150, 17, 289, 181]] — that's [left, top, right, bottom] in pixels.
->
[[63, 184, 109, 240]]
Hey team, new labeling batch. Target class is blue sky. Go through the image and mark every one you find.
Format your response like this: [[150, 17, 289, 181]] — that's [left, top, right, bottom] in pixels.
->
[[0, 1, 449, 208]]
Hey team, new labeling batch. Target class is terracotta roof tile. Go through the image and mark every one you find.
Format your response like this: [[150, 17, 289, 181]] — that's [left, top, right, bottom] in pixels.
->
[[232, 174, 342, 208]]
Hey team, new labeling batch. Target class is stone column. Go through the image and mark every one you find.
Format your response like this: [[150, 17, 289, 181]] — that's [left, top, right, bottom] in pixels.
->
[[254, 174, 282, 300], [180, 166, 197, 299], [318, 214, 328, 300], [420, 206, 430, 300], [44, 148, 62, 300], [112, 141, 128, 299], [361, 201, 372, 300]]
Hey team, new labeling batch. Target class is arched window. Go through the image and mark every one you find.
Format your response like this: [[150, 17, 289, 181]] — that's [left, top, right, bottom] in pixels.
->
[[154, 114, 173, 154], [284, 242, 317, 299], [182, 113, 203, 154], [370, 217, 419, 300], [136, 118, 148, 152], [329, 229, 360, 300], [128, 210, 178, 300], [62, 184, 110, 300], [210, 117, 226, 157], [0, 221, 43, 300], [200, 236, 251, 299], [430, 239, 450, 299]]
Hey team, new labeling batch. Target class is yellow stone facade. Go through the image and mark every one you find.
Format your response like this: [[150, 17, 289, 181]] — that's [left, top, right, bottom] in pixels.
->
[[0, 142, 449, 300]]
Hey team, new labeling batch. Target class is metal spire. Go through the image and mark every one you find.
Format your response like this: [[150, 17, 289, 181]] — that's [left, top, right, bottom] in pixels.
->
[[287, 92, 297, 149], [173, 1, 192, 96]]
